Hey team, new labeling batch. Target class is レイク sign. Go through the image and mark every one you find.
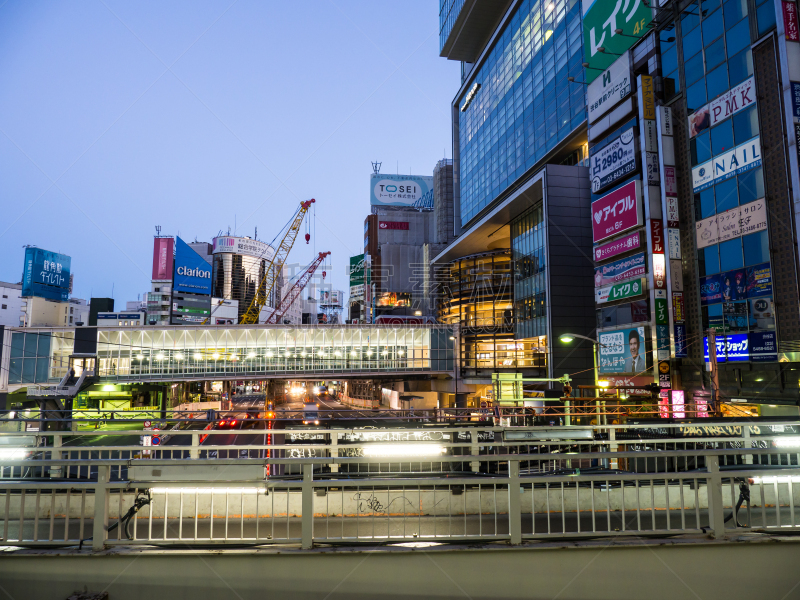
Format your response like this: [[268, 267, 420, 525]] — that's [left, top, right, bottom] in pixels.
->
[[583, 0, 653, 82], [591, 180, 642, 243], [596, 278, 645, 304]]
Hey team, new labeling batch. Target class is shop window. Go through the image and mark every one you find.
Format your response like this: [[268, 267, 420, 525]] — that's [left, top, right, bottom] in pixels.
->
[[711, 119, 734, 154], [728, 48, 753, 87], [691, 130, 712, 165], [705, 37, 726, 71], [738, 168, 764, 204], [726, 17, 750, 56], [702, 8, 725, 45], [756, 0, 776, 36], [700, 244, 720, 275], [715, 177, 739, 213], [687, 79, 708, 113], [743, 230, 769, 265], [706, 63, 729, 99], [719, 237, 744, 271], [696, 188, 716, 219], [733, 105, 758, 144], [724, 0, 748, 29], [685, 52, 705, 86]]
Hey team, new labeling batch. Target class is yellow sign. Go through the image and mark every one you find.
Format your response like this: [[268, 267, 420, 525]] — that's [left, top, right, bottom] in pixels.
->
[[658, 360, 670, 374], [641, 76, 655, 120]]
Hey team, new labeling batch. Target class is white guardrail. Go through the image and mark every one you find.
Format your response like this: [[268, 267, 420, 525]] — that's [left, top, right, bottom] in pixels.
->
[[0, 421, 799, 550]]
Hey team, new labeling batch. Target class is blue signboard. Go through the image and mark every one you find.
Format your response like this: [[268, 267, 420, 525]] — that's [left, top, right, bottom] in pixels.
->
[[173, 237, 212, 295], [699, 274, 723, 306], [746, 262, 772, 298], [21, 247, 71, 301], [674, 323, 688, 358], [704, 334, 752, 363], [749, 331, 778, 362], [791, 82, 800, 118]]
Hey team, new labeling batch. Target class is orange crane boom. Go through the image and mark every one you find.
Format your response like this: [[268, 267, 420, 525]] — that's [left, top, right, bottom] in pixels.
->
[[239, 199, 315, 324], [266, 251, 330, 324]]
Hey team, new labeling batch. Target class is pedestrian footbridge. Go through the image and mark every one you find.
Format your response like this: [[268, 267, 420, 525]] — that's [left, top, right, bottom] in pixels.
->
[[0, 324, 456, 394]]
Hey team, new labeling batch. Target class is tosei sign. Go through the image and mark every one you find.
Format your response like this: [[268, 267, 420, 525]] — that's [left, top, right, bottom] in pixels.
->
[[370, 174, 434, 209], [591, 180, 642, 243]]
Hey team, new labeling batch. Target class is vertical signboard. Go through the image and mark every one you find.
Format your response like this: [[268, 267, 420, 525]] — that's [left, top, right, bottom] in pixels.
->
[[152, 237, 175, 281]]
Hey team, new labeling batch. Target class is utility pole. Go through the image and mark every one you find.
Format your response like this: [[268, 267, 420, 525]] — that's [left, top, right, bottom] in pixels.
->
[[707, 329, 720, 415]]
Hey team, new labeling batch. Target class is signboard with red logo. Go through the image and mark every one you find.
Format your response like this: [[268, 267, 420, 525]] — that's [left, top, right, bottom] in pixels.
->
[[593, 231, 642, 263], [650, 220, 665, 254], [591, 180, 642, 244], [379, 221, 409, 230], [785, 1, 800, 41], [152, 237, 174, 281]]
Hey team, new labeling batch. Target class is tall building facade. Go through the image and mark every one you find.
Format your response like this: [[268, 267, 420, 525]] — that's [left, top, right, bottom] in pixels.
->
[[436, 0, 595, 407], [605, 0, 800, 415], [211, 236, 278, 323]]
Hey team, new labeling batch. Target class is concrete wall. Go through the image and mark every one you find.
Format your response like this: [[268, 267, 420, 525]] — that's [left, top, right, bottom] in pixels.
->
[[2, 537, 800, 599]]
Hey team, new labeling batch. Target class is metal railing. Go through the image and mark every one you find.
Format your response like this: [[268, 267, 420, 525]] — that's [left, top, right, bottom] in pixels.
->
[[2, 421, 800, 550]]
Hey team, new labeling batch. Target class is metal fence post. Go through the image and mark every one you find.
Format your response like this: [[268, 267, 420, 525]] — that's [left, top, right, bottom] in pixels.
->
[[470, 429, 479, 473], [50, 434, 62, 478], [301, 463, 313, 549], [330, 432, 339, 474], [190, 433, 199, 459], [743, 427, 753, 465], [706, 455, 726, 538], [609, 428, 618, 470], [508, 460, 522, 544], [93, 465, 110, 551]]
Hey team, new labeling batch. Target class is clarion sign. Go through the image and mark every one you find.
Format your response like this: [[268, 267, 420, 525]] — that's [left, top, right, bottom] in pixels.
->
[[177, 266, 211, 278]]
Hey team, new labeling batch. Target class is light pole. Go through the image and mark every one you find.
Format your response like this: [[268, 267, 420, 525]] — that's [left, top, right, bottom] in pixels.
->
[[558, 333, 611, 425]]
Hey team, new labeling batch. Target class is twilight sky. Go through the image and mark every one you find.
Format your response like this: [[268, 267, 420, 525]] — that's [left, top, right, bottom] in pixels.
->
[[0, 0, 458, 308]]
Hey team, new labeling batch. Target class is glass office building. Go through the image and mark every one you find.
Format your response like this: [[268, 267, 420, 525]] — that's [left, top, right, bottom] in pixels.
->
[[511, 204, 547, 339], [651, 0, 800, 407], [456, 0, 585, 226]]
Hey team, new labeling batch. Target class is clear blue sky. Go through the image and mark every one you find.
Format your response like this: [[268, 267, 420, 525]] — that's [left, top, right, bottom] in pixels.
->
[[0, 0, 458, 307]]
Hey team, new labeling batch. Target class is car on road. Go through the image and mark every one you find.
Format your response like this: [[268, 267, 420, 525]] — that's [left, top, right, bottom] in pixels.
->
[[215, 417, 242, 429], [302, 401, 320, 425]]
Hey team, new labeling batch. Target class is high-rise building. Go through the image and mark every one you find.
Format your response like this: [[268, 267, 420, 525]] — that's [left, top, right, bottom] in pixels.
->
[[590, 0, 800, 416], [435, 0, 595, 407], [211, 235, 278, 322]]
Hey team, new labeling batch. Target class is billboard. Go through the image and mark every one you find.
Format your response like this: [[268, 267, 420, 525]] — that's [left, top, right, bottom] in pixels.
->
[[319, 290, 343, 307], [695, 200, 767, 249], [594, 253, 646, 287], [699, 263, 773, 306], [593, 231, 641, 263], [152, 237, 174, 281], [587, 51, 632, 125], [688, 77, 755, 138], [591, 180, 642, 243], [349, 254, 366, 286], [370, 174, 434, 209], [212, 236, 273, 259], [598, 326, 649, 374], [583, 0, 653, 83], [173, 237, 212, 295], [692, 137, 762, 193], [21, 247, 71, 301], [590, 126, 637, 193]]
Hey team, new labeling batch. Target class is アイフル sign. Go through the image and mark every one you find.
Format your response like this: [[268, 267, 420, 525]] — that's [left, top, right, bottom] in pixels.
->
[[592, 180, 643, 243]]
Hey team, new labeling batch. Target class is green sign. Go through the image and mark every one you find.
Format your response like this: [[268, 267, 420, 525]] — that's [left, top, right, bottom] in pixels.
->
[[349, 254, 365, 286], [595, 278, 644, 304], [583, 0, 653, 83], [655, 298, 668, 325]]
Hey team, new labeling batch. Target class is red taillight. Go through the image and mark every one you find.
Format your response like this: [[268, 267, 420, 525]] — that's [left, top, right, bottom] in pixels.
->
[[231, 420, 237, 426]]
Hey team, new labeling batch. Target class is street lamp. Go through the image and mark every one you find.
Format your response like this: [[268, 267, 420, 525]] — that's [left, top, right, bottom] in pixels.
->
[[559, 333, 609, 426]]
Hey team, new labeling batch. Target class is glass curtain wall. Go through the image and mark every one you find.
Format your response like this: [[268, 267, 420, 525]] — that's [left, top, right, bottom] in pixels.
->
[[457, 0, 584, 225], [7, 330, 73, 384], [95, 326, 453, 380], [511, 204, 547, 339]]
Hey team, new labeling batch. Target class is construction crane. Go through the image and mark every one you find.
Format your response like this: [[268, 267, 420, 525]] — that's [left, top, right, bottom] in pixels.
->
[[239, 199, 316, 325], [265, 251, 330, 324]]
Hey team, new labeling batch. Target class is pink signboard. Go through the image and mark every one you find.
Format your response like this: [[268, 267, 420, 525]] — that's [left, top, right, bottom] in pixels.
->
[[593, 231, 642, 263], [591, 180, 642, 244], [785, 1, 800, 41], [152, 237, 174, 281]]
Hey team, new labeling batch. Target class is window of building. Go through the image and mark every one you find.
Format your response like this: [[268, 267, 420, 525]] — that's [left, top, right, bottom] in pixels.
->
[[756, 0, 776, 36], [2, 294, 7, 298], [1, 305, 6, 310]]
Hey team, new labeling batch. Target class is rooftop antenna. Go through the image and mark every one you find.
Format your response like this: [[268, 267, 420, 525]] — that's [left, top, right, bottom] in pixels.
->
[[372, 161, 381, 174], [254, 226, 257, 241], [155, 225, 161, 237]]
